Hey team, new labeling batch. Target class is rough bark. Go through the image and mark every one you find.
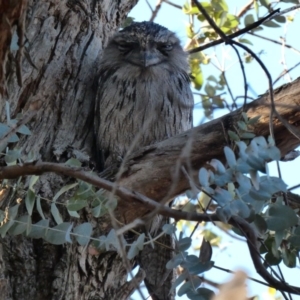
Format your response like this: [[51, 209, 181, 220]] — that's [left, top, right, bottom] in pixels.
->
[[0, 0, 139, 299]]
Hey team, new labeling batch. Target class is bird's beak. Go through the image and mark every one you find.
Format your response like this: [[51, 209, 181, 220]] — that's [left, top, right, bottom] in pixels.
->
[[128, 48, 161, 67], [140, 50, 160, 67]]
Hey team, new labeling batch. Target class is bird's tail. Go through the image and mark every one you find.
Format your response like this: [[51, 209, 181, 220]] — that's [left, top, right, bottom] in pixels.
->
[[138, 215, 175, 300]]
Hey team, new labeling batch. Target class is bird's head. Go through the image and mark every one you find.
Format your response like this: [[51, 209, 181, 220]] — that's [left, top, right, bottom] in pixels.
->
[[101, 21, 188, 73]]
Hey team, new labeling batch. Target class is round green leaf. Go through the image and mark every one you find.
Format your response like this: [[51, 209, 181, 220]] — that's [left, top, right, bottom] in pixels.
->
[[73, 222, 92, 246], [45, 222, 73, 245], [266, 204, 298, 231]]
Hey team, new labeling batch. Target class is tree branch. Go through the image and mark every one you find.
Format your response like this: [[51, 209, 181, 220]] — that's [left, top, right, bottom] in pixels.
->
[[1, 160, 300, 294]]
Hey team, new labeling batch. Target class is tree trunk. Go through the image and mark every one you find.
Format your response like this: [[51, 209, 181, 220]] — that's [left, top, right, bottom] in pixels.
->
[[0, 0, 139, 299]]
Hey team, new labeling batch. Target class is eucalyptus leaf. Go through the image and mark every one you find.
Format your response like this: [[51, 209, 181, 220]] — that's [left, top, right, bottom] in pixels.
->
[[5, 149, 21, 165], [266, 204, 298, 231], [65, 222, 73, 243], [181, 255, 199, 269], [259, 0, 269, 8], [253, 136, 267, 148], [248, 115, 261, 125], [188, 260, 214, 275], [236, 172, 251, 190], [163, 223, 176, 235], [178, 237, 192, 251], [127, 235, 145, 260], [45, 222, 73, 245], [265, 252, 282, 266], [236, 141, 248, 160], [281, 0, 298, 3], [178, 278, 201, 297], [92, 204, 107, 218], [228, 130, 239, 141], [17, 124, 31, 135], [252, 214, 267, 236], [136, 233, 145, 250], [0, 219, 15, 237], [27, 219, 49, 238], [224, 146, 236, 168], [0, 123, 19, 144], [237, 121, 247, 131], [0, 123, 10, 138], [288, 234, 300, 248], [29, 175, 39, 191], [282, 248, 296, 268], [238, 38, 253, 45], [67, 210, 80, 218], [216, 206, 232, 223], [214, 188, 233, 206], [230, 200, 250, 218], [51, 203, 63, 225], [74, 223, 92, 246], [192, 288, 215, 300], [200, 239, 212, 263], [65, 158, 82, 167], [246, 155, 265, 172], [263, 20, 281, 28], [236, 159, 251, 173], [214, 170, 233, 186], [244, 14, 255, 26], [260, 176, 287, 194], [240, 132, 256, 139], [8, 215, 30, 236], [25, 189, 35, 216], [204, 83, 215, 97], [266, 146, 281, 160], [199, 168, 209, 187], [67, 198, 88, 211], [274, 230, 285, 249], [249, 188, 271, 201], [166, 253, 186, 269], [53, 182, 78, 202], [171, 271, 188, 291], [36, 195, 46, 219], [209, 159, 225, 174], [249, 170, 259, 190], [105, 198, 118, 211]]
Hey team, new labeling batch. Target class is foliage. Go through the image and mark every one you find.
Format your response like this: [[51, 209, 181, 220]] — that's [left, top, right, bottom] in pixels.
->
[[183, 0, 295, 118], [0, 117, 295, 299], [0, 102, 31, 154]]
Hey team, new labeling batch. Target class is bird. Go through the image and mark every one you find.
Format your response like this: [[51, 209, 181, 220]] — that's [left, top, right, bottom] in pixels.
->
[[94, 21, 194, 299], [95, 21, 193, 169]]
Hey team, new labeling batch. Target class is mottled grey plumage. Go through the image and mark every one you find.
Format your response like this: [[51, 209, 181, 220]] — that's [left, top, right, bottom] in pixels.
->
[[95, 21, 193, 169], [95, 21, 194, 300]]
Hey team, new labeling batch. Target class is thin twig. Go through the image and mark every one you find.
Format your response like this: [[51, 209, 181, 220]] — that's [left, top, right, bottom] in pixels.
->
[[149, 0, 163, 22], [249, 32, 300, 55], [145, 0, 154, 12], [163, 0, 181, 9], [273, 61, 300, 85], [188, 9, 280, 54], [236, 0, 254, 18]]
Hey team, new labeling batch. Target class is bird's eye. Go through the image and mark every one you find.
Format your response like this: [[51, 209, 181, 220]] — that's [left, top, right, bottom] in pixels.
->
[[158, 44, 173, 52], [117, 43, 133, 53]]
